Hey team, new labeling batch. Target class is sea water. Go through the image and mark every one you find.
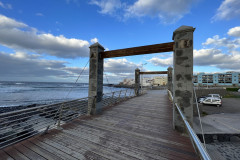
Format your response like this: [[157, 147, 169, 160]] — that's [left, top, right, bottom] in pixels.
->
[[0, 81, 123, 108]]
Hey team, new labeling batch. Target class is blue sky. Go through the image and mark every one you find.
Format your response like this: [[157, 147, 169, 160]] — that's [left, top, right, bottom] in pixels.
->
[[0, 0, 240, 83]]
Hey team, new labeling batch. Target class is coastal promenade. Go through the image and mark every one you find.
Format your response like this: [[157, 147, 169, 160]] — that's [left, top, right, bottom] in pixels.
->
[[0, 90, 198, 160]]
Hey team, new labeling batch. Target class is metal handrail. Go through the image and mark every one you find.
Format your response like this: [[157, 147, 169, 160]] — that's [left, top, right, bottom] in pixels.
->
[[167, 90, 211, 160], [0, 89, 138, 149]]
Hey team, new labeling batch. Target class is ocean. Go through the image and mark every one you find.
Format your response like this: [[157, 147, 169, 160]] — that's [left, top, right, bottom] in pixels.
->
[[0, 81, 123, 108]]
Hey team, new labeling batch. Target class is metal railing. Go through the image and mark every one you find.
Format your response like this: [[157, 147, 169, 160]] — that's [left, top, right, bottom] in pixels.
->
[[168, 90, 211, 160], [0, 89, 140, 149], [102, 89, 135, 107]]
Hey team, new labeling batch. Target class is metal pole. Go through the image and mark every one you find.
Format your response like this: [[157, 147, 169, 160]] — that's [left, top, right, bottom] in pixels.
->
[[141, 63, 147, 91], [111, 92, 115, 104], [118, 90, 122, 102], [124, 89, 127, 100], [57, 104, 63, 130]]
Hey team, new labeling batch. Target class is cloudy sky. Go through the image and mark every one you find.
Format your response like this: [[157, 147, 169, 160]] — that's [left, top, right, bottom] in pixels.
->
[[0, 0, 240, 83]]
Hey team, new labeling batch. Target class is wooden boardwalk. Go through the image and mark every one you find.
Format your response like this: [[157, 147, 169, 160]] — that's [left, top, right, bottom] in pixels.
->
[[0, 90, 199, 160]]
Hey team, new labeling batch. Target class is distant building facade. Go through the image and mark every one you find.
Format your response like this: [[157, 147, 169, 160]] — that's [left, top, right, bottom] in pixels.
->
[[142, 77, 153, 87], [119, 76, 168, 87], [122, 78, 135, 85], [153, 76, 167, 86], [193, 72, 240, 86]]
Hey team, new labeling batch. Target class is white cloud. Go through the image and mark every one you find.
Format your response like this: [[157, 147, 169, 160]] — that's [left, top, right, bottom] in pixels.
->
[[0, 50, 141, 82], [91, 0, 198, 23], [212, 0, 240, 21], [149, 26, 240, 70], [0, 51, 92, 82], [90, 0, 122, 14], [228, 26, 240, 37], [125, 0, 197, 23], [202, 35, 240, 50], [0, 15, 90, 58], [148, 48, 240, 70], [36, 13, 44, 16], [0, 1, 12, 9], [193, 49, 240, 68], [148, 57, 172, 67], [104, 58, 140, 73], [90, 38, 98, 43]]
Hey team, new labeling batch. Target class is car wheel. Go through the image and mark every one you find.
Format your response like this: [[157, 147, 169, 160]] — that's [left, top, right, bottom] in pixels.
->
[[217, 105, 220, 107]]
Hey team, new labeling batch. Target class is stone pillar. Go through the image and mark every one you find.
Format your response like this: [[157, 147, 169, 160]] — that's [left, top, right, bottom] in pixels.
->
[[88, 42, 105, 115], [172, 26, 195, 132], [135, 68, 140, 96], [167, 67, 173, 92]]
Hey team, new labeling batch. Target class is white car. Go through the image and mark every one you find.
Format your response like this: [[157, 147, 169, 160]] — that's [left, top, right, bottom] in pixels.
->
[[202, 97, 222, 107], [207, 94, 222, 99]]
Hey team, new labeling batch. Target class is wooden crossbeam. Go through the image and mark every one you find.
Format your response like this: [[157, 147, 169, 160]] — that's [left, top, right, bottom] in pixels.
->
[[139, 71, 168, 75], [101, 42, 174, 58]]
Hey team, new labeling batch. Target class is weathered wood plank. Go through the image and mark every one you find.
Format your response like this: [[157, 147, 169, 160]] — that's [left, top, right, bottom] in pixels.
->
[[1, 90, 198, 160], [62, 124, 194, 160], [29, 138, 79, 160], [0, 150, 14, 160], [22, 140, 63, 160], [4, 146, 30, 160], [101, 42, 174, 58], [14, 143, 46, 160], [37, 134, 109, 160]]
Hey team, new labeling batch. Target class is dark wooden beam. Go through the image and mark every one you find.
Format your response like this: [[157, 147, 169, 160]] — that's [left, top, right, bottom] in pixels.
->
[[101, 42, 174, 58], [140, 71, 168, 75]]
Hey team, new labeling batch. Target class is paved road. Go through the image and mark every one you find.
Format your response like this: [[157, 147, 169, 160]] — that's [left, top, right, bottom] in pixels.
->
[[194, 98, 240, 134]]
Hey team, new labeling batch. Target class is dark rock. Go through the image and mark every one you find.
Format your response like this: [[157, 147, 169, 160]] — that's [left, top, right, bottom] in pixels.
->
[[230, 136, 240, 142]]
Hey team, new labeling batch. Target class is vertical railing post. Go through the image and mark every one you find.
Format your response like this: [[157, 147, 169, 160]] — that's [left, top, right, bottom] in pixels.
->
[[57, 104, 64, 130], [118, 90, 122, 102], [135, 68, 140, 96], [124, 89, 127, 100], [111, 92, 115, 105], [172, 25, 195, 133], [88, 42, 105, 115]]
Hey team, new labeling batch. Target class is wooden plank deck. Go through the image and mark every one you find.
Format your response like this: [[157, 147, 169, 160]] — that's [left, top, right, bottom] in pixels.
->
[[1, 90, 199, 160]]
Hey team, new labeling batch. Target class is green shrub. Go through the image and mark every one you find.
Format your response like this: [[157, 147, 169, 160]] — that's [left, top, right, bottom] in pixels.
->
[[223, 94, 240, 98], [226, 88, 239, 92]]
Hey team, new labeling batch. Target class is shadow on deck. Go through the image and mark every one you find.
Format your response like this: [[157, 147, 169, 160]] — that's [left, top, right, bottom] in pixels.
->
[[0, 90, 199, 160]]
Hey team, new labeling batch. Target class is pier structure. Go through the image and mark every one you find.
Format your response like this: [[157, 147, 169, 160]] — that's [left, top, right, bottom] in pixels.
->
[[88, 25, 195, 132], [0, 26, 212, 160]]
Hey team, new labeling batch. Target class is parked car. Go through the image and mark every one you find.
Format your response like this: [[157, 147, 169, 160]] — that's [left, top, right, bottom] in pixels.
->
[[202, 97, 222, 107], [207, 94, 222, 99], [197, 96, 206, 103]]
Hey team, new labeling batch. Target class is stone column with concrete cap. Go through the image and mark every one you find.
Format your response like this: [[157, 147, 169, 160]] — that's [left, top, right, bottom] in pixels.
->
[[167, 67, 173, 92], [135, 68, 140, 96], [88, 42, 105, 115], [172, 25, 195, 132]]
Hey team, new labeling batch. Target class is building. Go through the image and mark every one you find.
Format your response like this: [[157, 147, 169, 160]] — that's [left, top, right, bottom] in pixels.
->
[[122, 78, 135, 85], [119, 76, 168, 87], [153, 76, 167, 86], [141, 77, 153, 87], [193, 72, 240, 87]]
